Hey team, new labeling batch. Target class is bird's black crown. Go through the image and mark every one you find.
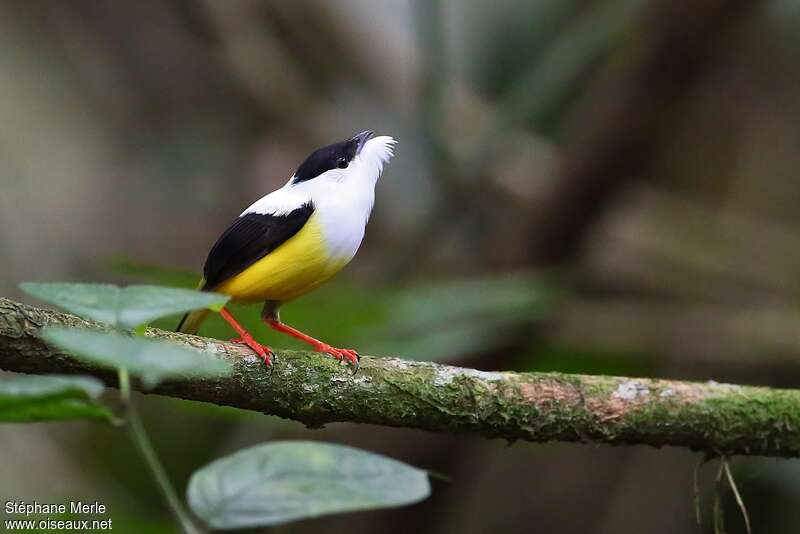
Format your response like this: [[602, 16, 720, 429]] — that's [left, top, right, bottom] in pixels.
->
[[292, 130, 373, 184]]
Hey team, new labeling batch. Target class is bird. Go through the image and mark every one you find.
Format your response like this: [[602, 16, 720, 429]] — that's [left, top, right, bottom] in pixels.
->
[[177, 130, 396, 370]]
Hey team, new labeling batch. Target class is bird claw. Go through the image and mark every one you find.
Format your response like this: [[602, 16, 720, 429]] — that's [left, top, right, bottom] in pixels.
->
[[230, 337, 275, 371], [314, 344, 360, 373]]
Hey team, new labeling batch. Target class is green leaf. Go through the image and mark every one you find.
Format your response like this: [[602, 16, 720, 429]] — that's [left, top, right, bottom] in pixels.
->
[[20, 282, 120, 326], [40, 327, 233, 388], [20, 282, 228, 329], [116, 285, 228, 327], [0, 374, 113, 422], [187, 441, 431, 529]]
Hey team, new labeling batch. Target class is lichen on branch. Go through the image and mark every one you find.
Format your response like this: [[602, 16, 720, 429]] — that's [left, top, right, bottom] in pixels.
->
[[2, 297, 800, 458]]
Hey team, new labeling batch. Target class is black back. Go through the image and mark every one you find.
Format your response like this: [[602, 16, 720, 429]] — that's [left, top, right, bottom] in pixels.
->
[[201, 204, 314, 290], [292, 138, 360, 184]]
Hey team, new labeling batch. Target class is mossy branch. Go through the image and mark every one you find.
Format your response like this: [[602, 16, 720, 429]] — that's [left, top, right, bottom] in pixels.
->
[[2, 297, 800, 457]]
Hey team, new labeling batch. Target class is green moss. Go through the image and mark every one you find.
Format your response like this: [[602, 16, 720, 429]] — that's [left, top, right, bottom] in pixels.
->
[[7, 296, 800, 457]]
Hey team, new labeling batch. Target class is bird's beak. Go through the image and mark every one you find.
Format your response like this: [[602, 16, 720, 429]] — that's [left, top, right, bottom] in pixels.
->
[[352, 130, 374, 154]]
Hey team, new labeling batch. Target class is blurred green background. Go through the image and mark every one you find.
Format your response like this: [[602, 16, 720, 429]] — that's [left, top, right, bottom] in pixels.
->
[[3, 0, 800, 532]]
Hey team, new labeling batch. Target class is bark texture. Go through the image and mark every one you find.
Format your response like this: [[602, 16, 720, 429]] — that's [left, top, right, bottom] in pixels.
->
[[2, 297, 799, 457]]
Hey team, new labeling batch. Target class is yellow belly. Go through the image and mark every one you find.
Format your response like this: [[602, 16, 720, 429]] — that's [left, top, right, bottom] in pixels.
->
[[214, 213, 349, 302]]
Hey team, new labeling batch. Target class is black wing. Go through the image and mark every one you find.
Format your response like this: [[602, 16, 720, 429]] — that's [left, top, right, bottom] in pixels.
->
[[201, 203, 314, 290]]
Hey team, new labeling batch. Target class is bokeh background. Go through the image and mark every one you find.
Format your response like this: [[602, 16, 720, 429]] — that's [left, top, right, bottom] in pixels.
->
[[2, 0, 800, 532]]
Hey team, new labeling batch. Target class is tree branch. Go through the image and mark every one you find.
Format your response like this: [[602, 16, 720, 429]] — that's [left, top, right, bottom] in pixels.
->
[[2, 297, 799, 457]]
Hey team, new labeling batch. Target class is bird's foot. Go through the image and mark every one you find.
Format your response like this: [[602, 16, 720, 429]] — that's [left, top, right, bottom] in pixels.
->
[[220, 307, 274, 370], [230, 336, 274, 368], [313, 343, 360, 372]]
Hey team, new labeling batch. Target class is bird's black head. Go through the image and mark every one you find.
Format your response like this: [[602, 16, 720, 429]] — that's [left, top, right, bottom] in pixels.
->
[[292, 130, 374, 184]]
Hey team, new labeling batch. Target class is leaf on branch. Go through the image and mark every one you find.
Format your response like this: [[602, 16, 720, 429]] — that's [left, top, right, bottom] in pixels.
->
[[20, 283, 120, 326], [186, 441, 431, 529], [41, 328, 233, 388], [115, 285, 229, 328], [0, 374, 113, 422], [20, 282, 228, 329]]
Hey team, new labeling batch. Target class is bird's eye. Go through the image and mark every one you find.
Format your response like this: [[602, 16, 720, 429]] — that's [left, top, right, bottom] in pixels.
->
[[336, 158, 349, 169]]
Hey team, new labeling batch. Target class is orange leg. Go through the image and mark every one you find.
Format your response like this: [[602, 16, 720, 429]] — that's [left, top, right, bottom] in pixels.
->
[[220, 308, 273, 366], [264, 318, 359, 367]]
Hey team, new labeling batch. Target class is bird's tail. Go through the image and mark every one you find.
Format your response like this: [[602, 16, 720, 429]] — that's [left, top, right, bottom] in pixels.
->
[[176, 308, 211, 335], [177, 277, 212, 334]]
